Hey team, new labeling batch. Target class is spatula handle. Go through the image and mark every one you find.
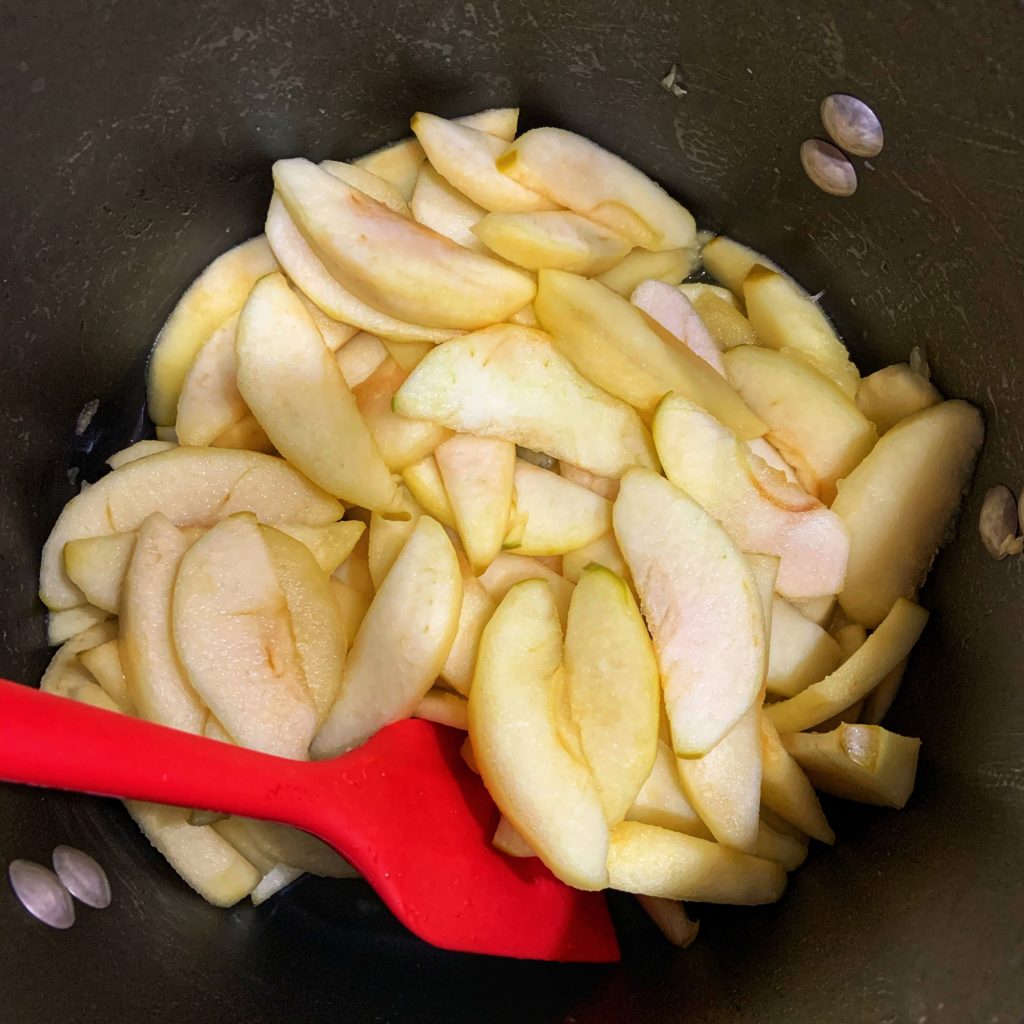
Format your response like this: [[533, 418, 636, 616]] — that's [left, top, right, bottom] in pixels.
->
[[0, 679, 316, 825]]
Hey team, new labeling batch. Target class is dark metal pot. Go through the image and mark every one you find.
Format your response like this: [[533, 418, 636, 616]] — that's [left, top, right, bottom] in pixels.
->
[[1, 2, 1022, 1021]]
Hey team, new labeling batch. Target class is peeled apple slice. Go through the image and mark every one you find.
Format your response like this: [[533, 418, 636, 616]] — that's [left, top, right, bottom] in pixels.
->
[[689, 290, 760, 349], [236, 273, 400, 512], [63, 532, 137, 613], [497, 127, 697, 252], [400, 456, 456, 529], [469, 578, 610, 890], [759, 717, 835, 844], [393, 324, 657, 479], [273, 158, 535, 330], [855, 363, 942, 435], [320, 160, 411, 216], [626, 741, 710, 837], [596, 247, 696, 296], [106, 440, 177, 470], [477, 552, 575, 628], [410, 164, 487, 251], [439, 555, 497, 696], [767, 597, 843, 698], [175, 312, 247, 446], [614, 469, 767, 757], [630, 280, 726, 375], [701, 235, 778, 299], [148, 235, 278, 426], [40, 446, 341, 610]]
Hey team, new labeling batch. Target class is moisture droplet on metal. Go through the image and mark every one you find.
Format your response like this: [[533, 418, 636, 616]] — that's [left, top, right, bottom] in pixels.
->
[[52, 845, 112, 909], [800, 140, 858, 197], [820, 94, 884, 158], [8, 860, 75, 929], [979, 485, 1022, 560]]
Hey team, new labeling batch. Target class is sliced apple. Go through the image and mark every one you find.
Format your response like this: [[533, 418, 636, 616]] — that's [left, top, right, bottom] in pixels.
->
[[41, 446, 342, 610], [173, 515, 316, 759], [78, 639, 134, 713], [792, 594, 837, 627], [400, 456, 457, 528], [564, 565, 660, 824], [40, 621, 118, 694], [121, 513, 208, 733], [148, 236, 278, 426], [353, 357, 451, 471], [559, 462, 619, 501], [273, 158, 535, 330], [746, 436, 799, 483], [855, 363, 943, 434], [473, 210, 631, 275], [767, 596, 843, 698], [331, 527, 373, 596], [367, 486, 423, 588], [614, 468, 767, 757], [296, 290, 360, 351], [379, 338, 433, 374], [635, 896, 701, 947], [469, 578, 609, 889], [155, 426, 178, 443], [64, 532, 136, 613], [783, 724, 921, 809], [862, 659, 908, 725], [497, 128, 696, 252], [477, 552, 575, 627], [210, 414, 275, 453], [412, 112, 555, 213], [759, 716, 835, 843], [678, 282, 740, 309], [106, 440, 177, 469], [273, 521, 365, 575], [626, 741, 710, 837], [724, 346, 877, 502], [746, 554, 780, 629], [492, 817, 536, 858], [237, 274, 400, 509], [832, 400, 984, 628], [334, 331, 388, 388], [743, 267, 859, 397], [596, 247, 696, 296], [414, 688, 469, 731], [329, 577, 372, 645], [393, 324, 657, 478], [410, 164, 488, 250], [765, 598, 928, 734], [701, 235, 778, 299], [320, 160, 411, 216], [265, 194, 458, 343], [535, 270, 764, 436], [607, 821, 786, 904], [690, 290, 760, 349], [755, 820, 809, 871], [630, 280, 725, 375], [312, 516, 462, 756], [439, 556, 496, 696], [46, 605, 112, 646], [834, 623, 868, 661]]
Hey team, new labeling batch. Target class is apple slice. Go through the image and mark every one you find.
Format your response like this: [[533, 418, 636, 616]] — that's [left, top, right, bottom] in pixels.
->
[[676, 707, 762, 853], [312, 517, 462, 756], [440, 554, 496, 696], [767, 597, 843, 698], [606, 821, 786, 904], [562, 533, 630, 586], [40, 446, 342, 610], [635, 896, 701, 947], [148, 236, 278, 426], [236, 273, 399, 510], [46, 605, 112, 646], [261, 526, 348, 722], [329, 578, 372, 645], [782, 724, 921, 809], [379, 338, 433, 374], [759, 717, 835, 843], [493, 817, 536, 858], [560, 462, 619, 501], [596, 247, 696, 296], [755, 820, 809, 871], [296, 291, 360, 351], [367, 487, 423, 588], [630, 280, 725, 375], [411, 112, 556, 213], [792, 594, 837, 627], [334, 331, 388, 388], [265, 195, 458, 343], [64, 532, 136, 613], [477, 552, 575, 627], [410, 164, 487, 251], [564, 565, 660, 824], [505, 460, 611, 556], [40, 621, 118, 695], [210, 414, 274, 453], [273, 521, 365, 575], [832, 400, 984, 627], [78, 639, 133, 713], [320, 160, 411, 216], [175, 312, 248, 446], [497, 128, 696, 251], [353, 357, 451, 471], [626, 741, 710, 837], [121, 513, 208, 733], [689, 290, 760, 349], [862, 659, 908, 725], [742, 267, 859, 397], [469, 578, 609, 889], [614, 468, 767, 757], [724, 346, 877, 502], [678, 282, 740, 309], [701, 235, 778, 299], [414, 689, 469, 731], [765, 598, 928, 734], [173, 515, 317, 759], [106, 440, 177, 469], [746, 436, 799, 483], [855, 363, 943, 434], [473, 211, 631, 275], [273, 158, 535, 330], [400, 456, 457, 528], [746, 554, 780, 630], [393, 324, 658, 478]]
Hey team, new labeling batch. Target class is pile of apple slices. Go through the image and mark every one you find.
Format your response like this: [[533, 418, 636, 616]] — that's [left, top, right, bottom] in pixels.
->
[[39, 107, 984, 944]]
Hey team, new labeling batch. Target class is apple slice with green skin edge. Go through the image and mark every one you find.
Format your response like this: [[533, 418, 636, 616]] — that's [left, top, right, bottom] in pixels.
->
[[367, 486, 423, 589], [412, 112, 556, 213], [121, 513, 208, 734], [765, 598, 929, 734], [261, 525, 348, 724], [435, 434, 515, 574], [312, 516, 462, 758], [724, 345, 877, 503], [535, 270, 765, 437], [606, 821, 786, 905], [40, 446, 342, 611], [410, 164, 487, 251], [626, 741, 711, 838], [759, 717, 835, 843], [832, 400, 984, 628], [335, 332, 388, 389], [596, 247, 696, 297], [64, 533, 136, 614], [690, 290, 760, 349], [400, 456, 457, 529], [497, 128, 696, 252], [614, 468, 768, 758], [742, 266, 859, 398], [175, 312, 247, 446], [701, 235, 779, 300], [320, 160, 411, 217], [147, 235, 279, 427], [505, 460, 611, 557], [265, 195, 459, 344], [855, 363, 943, 435], [473, 211, 631, 275], [477, 552, 575, 628], [469, 578, 609, 890], [564, 565, 660, 825], [783, 724, 921, 809], [439, 556, 497, 697], [630, 280, 726, 375], [562, 533, 630, 586], [236, 273, 399, 511], [393, 324, 658, 479], [173, 514, 317, 760], [767, 597, 843, 698], [273, 159, 535, 330]]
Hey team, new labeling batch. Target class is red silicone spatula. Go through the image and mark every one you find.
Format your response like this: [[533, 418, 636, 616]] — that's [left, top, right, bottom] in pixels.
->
[[0, 678, 619, 962]]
